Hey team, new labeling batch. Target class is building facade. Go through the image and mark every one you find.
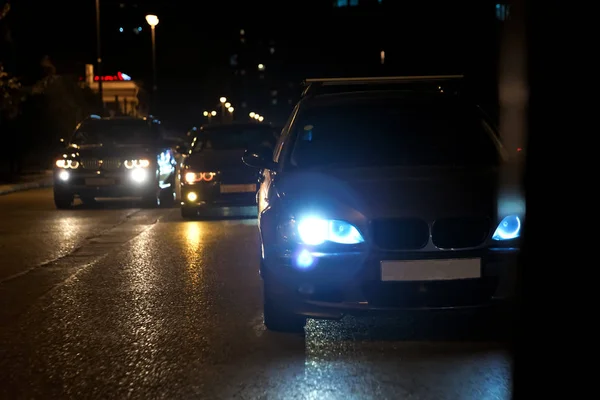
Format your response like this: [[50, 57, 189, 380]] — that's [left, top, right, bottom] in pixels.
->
[[82, 64, 147, 117], [225, 28, 300, 126]]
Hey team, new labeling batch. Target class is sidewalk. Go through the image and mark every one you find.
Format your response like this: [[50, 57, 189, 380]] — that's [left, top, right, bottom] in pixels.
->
[[0, 171, 54, 196]]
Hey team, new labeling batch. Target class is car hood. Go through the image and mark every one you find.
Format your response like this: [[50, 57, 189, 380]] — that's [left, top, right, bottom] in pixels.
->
[[72, 144, 160, 159], [185, 149, 246, 171], [276, 165, 522, 221]]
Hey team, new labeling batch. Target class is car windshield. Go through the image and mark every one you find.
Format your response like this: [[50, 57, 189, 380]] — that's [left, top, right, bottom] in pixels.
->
[[290, 97, 501, 169], [193, 126, 277, 152], [72, 120, 160, 145]]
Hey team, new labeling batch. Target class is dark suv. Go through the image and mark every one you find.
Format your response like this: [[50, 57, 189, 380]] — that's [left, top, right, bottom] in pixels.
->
[[242, 76, 522, 332], [53, 116, 179, 209]]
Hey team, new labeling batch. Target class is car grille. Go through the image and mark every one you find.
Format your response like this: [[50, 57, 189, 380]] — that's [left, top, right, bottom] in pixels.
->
[[371, 216, 491, 250], [431, 217, 490, 249], [81, 158, 122, 170], [371, 218, 429, 250], [219, 168, 257, 184]]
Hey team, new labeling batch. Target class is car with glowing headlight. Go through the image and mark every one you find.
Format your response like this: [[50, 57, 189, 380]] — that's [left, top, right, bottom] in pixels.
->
[[242, 76, 523, 332], [53, 116, 179, 208], [180, 123, 279, 218]]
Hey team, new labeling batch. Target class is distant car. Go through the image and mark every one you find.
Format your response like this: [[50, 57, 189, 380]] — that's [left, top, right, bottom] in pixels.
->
[[53, 116, 180, 209], [242, 76, 522, 332], [180, 123, 279, 219]]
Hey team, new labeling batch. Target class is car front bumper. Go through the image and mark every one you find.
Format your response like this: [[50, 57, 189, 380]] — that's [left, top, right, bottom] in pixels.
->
[[261, 247, 518, 319], [54, 169, 158, 198], [181, 181, 257, 208]]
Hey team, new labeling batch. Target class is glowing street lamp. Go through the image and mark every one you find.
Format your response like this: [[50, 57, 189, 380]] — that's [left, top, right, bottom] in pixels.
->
[[225, 102, 231, 108], [249, 112, 255, 118], [253, 114, 260, 120], [258, 116, 264, 122], [203, 110, 216, 122], [145, 14, 159, 27], [228, 106, 234, 112], [219, 97, 227, 122]]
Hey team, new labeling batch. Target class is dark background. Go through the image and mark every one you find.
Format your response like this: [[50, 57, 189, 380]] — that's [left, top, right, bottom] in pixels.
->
[[2, 0, 504, 128]]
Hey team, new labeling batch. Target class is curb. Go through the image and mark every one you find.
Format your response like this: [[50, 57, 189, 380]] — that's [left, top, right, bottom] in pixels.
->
[[0, 178, 54, 196]]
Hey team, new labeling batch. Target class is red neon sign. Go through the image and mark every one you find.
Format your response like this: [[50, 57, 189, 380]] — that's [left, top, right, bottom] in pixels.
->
[[80, 72, 132, 81]]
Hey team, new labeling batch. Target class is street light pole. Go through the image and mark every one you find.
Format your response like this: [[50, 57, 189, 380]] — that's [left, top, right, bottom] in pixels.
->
[[95, 0, 103, 109], [219, 97, 227, 124], [151, 25, 157, 93], [145, 14, 159, 114]]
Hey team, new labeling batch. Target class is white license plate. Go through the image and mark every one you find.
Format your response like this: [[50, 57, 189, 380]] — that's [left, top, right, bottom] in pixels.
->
[[220, 184, 256, 193], [380, 258, 481, 282], [85, 178, 115, 186]]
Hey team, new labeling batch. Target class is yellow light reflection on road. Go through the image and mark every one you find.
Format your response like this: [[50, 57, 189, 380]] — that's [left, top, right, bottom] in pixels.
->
[[185, 222, 201, 251], [127, 229, 155, 292], [183, 222, 204, 286], [56, 217, 84, 254]]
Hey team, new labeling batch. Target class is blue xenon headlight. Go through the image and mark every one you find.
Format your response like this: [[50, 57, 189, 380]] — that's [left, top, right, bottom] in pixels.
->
[[297, 218, 365, 245], [492, 215, 522, 241]]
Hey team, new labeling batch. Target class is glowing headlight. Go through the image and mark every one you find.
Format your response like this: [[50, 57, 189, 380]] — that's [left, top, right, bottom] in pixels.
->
[[124, 159, 151, 169], [55, 159, 79, 169], [296, 218, 365, 245], [187, 192, 198, 202], [130, 168, 147, 183], [184, 172, 216, 183], [492, 215, 521, 240]]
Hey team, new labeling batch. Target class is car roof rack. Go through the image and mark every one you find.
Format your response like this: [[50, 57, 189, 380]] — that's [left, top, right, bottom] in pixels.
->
[[301, 75, 464, 98]]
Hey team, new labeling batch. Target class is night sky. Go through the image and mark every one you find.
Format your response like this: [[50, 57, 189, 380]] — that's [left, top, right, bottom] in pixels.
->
[[3, 0, 500, 130]]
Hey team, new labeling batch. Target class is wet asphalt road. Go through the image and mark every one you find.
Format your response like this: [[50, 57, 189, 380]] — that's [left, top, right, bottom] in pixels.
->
[[0, 188, 512, 399]]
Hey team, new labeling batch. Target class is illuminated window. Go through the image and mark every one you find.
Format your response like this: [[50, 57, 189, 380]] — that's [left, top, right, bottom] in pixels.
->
[[335, 0, 348, 7], [496, 3, 510, 20], [349, 0, 358, 5]]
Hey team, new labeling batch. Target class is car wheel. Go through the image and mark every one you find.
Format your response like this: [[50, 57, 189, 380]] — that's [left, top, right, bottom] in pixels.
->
[[181, 206, 197, 219], [263, 284, 306, 333], [159, 187, 175, 208], [141, 191, 159, 208], [54, 189, 74, 209]]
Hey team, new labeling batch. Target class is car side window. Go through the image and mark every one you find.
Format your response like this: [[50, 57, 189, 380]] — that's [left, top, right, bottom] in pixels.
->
[[71, 129, 86, 145], [273, 105, 299, 163], [273, 132, 285, 162]]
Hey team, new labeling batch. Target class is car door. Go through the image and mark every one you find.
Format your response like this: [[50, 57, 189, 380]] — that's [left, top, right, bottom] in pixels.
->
[[258, 106, 298, 214]]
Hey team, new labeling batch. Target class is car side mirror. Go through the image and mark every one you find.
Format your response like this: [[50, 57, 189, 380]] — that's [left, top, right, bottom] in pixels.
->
[[242, 148, 277, 170]]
